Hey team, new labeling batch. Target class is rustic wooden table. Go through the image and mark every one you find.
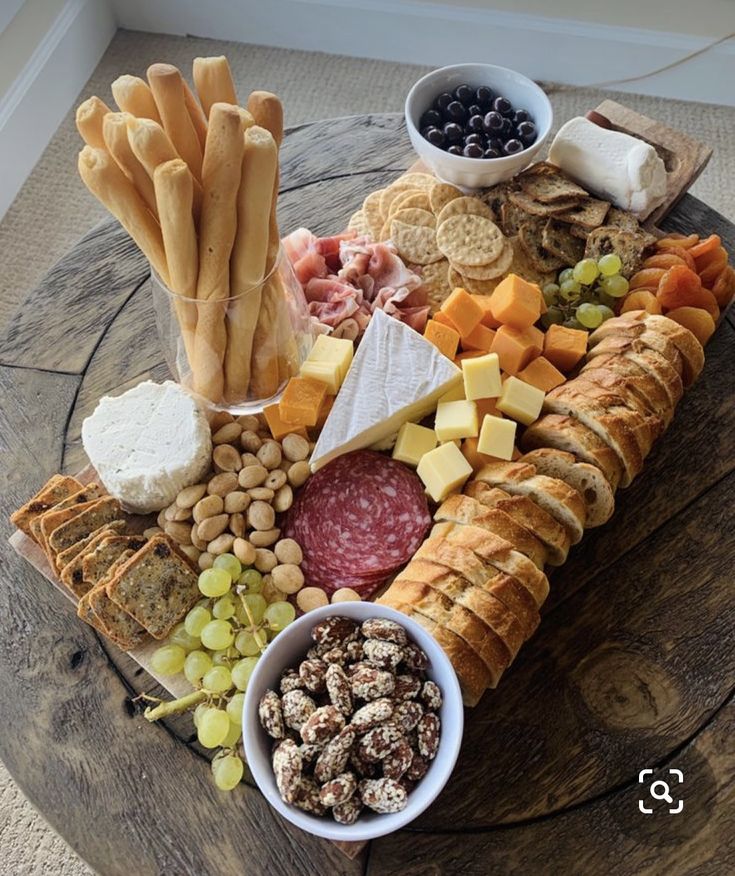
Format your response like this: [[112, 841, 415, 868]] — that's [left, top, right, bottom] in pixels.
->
[[0, 114, 734, 876]]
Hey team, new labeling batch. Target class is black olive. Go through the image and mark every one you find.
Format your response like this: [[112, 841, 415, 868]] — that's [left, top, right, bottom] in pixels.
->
[[503, 138, 524, 155], [476, 86, 494, 107], [517, 120, 537, 141], [483, 147, 502, 159], [447, 144, 463, 155], [424, 127, 445, 147], [464, 133, 484, 147], [482, 111, 503, 133], [467, 104, 483, 119], [445, 100, 467, 123], [463, 143, 484, 159], [513, 109, 530, 125], [493, 96, 513, 116], [487, 137, 504, 152], [454, 84, 475, 106], [466, 114, 484, 134], [443, 122, 464, 143], [435, 92, 454, 112], [499, 117, 513, 137], [420, 108, 443, 129]]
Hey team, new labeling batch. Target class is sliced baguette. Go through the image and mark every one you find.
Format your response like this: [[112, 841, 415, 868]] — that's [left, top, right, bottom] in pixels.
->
[[577, 363, 674, 428], [580, 350, 683, 412], [565, 374, 665, 443], [586, 332, 684, 378], [520, 448, 615, 527]]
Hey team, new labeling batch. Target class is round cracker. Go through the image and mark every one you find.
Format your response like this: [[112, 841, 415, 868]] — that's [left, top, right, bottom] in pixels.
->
[[437, 195, 493, 225], [388, 188, 423, 218], [363, 189, 385, 239], [397, 172, 436, 190], [448, 266, 503, 296], [452, 238, 513, 280], [347, 209, 370, 237], [380, 181, 420, 218], [436, 214, 504, 266], [416, 258, 452, 308], [391, 190, 431, 215], [391, 219, 442, 265], [430, 182, 463, 216], [391, 207, 436, 228]]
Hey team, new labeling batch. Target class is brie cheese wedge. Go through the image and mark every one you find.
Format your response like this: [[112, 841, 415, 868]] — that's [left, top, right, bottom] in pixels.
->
[[82, 380, 212, 513], [548, 117, 667, 218], [310, 310, 462, 471]]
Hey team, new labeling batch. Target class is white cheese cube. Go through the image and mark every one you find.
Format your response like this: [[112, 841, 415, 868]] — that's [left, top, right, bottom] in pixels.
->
[[305, 334, 354, 384], [300, 359, 340, 394], [417, 442, 473, 502], [434, 399, 478, 442], [437, 382, 466, 405], [392, 422, 437, 467], [477, 414, 516, 461], [462, 352, 502, 401], [496, 376, 545, 425]]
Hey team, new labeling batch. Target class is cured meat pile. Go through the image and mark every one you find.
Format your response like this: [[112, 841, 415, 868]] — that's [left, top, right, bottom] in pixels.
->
[[282, 228, 431, 340], [284, 450, 432, 597]]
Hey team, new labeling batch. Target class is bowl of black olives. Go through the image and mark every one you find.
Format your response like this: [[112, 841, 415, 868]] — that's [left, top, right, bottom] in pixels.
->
[[405, 63, 552, 189]]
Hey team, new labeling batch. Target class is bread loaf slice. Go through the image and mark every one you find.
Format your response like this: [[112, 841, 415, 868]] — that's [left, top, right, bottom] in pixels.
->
[[580, 351, 682, 415], [474, 461, 587, 542], [586, 331, 684, 377], [434, 494, 547, 568], [464, 480, 571, 565], [577, 363, 674, 428], [521, 413, 624, 490], [520, 448, 615, 527]]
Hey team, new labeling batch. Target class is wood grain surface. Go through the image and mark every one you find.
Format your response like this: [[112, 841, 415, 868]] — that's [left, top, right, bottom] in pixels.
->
[[0, 113, 733, 875]]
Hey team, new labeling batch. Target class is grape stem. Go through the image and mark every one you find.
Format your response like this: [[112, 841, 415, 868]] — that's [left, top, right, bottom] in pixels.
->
[[236, 590, 268, 655], [144, 689, 208, 721]]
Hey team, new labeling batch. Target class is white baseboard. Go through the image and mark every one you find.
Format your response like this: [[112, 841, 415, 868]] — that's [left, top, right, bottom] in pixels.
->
[[0, 0, 116, 221], [112, 0, 735, 107]]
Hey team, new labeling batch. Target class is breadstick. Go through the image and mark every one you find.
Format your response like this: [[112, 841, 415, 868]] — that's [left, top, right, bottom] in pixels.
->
[[103, 112, 158, 218], [147, 63, 203, 182], [154, 159, 198, 364], [111, 75, 161, 123], [192, 56, 238, 118], [192, 103, 245, 401], [76, 96, 111, 148], [246, 91, 284, 148], [224, 126, 277, 400], [236, 107, 255, 132], [183, 80, 208, 150], [127, 116, 202, 221], [78, 146, 169, 284]]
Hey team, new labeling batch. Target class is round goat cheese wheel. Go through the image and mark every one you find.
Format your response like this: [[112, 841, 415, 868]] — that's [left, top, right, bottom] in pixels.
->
[[82, 380, 212, 513]]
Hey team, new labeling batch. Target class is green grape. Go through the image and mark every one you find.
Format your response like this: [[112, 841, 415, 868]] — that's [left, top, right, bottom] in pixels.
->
[[184, 649, 212, 684], [559, 279, 581, 301], [193, 702, 209, 728], [168, 622, 201, 653], [213, 553, 242, 581], [221, 720, 242, 749], [542, 283, 559, 306], [212, 752, 244, 791], [598, 253, 622, 276], [558, 267, 574, 284], [600, 274, 629, 298], [596, 290, 617, 309], [597, 304, 616, 322], [238, 568, 263, 593], [235, 629, 264, 656], [576, 302, 603, 329], [151, 644, 186, 676], [197, 707, 230, 748], [213, 594, 236, 620], [184, 605, 211, 638], [264, 601, 296, 632], [563, 316, 584, 330], [241, 593, 267, 625], [231, 656, 259, 691], [200, 618, 235, 650], [226, 693, 245, 725], [212, 648, 235, 666], [572, 258, 600, 286], [198, 567, 232, 598], [202, 665, 233, 694], [545, 305, 564, 326]]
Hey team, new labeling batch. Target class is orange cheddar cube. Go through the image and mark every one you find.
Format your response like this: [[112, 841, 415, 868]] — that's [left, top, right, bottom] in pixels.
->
[[471, 294, 502, 328], [424, 319, 460, 360], [461, 323, 496, 352], [462, 435, 519, 471], [433, 310, 457, 329], [543, 324, 589, 373], [490, 324, 543, 375], [516, 355, 566, 392], [440, 287, 484, 337], [453, 350, 485, 367], [475, 396, 503, 421], [489, 274, 542, 328], [313, 394, 335, 432], [278, 376, 328, 427], [263, 403, 309, 441]]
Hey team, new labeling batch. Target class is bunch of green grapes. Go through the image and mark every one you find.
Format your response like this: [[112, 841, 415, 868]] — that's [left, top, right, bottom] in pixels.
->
[[149, 552, 297, 791], [541, 254, 629, 330]]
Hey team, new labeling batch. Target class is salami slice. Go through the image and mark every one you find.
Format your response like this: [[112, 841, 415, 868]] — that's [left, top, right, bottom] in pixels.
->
[[285, 451, 431, 593]]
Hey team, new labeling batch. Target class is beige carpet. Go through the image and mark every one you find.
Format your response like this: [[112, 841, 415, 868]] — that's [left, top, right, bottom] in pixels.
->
[[1, 27, 734, 876]]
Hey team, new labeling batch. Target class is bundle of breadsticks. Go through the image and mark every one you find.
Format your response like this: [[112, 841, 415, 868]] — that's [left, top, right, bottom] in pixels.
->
[[76, 55, 298, 404]]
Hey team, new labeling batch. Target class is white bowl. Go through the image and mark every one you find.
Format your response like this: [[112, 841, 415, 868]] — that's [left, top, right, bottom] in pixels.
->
[[242, 601, 464, 842], [405, 63, 553, 190]]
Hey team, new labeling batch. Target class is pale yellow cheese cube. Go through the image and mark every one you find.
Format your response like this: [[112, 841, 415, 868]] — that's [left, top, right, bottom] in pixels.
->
[[462, 352, 502, 401], [434, 399, 478, 442], [496, 375, 545, 425], [300, 359, 341, 394], [305, 335, 354, 384], [416, 442, 473, 502], [392, 422, 437, 467], [437, 381, 465, 405], [477, 414, 516, 460]]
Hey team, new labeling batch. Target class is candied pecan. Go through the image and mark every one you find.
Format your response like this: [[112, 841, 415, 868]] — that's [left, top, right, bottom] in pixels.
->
[[421, 679, 443, 711], [344, 639, 364, 663], [350, 698, 394, 733], [272, 738, 302, 802], [299, 658, 328, 693], [392, 700, 423, 733], [332, 795, 363, 825], [325, 663, 352, 715], [350, 665, 395, 701], [383, 738, 414, 781], [312, 616, 359, 649], [314, 726, 356, 783], [402, 641, 429, 670], [258, 689, 285, 739], [417, 713, 440, 760], [322, 647, 347, 665], [358, 723, 404, 762], [361, 618, 408, 645], [350, 746, 379, 779], [301, 705, 345, 746], [299, 743, 323, 765], [319, 771, 357, 808], [282, 689, 316, 732], [359, 777, 408, 814], [279, 668, 303, 694], [363, 638, 404, 671], [406, 752, 429, 781], [292, 776, 326, 815], [393, 674, 422, 700]]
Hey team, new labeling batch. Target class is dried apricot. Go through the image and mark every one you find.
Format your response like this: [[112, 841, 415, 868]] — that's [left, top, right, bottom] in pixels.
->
[[643, 253, 689, 270], [657, 246, 696, 271], [689, 234, 721, 259], [712, 266, 735, 307], [657, 234, 699, 250], [620, 290, 662, 315], [629, 268, 666, 290], [656, 265, 709, 310], [665, 307, 716, 346], [698, 249, 728, 287]]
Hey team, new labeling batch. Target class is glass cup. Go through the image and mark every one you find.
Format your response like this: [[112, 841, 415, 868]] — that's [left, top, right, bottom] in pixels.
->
[[151, 245, 314, 414]]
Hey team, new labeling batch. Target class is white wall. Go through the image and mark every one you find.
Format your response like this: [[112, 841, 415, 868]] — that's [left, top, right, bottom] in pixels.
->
[[0, 0, 68, 98]]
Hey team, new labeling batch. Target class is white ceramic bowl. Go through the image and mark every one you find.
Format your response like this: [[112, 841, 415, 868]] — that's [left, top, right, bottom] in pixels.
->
[[242, 601, 463, 842], [405, 63, 553, 190]]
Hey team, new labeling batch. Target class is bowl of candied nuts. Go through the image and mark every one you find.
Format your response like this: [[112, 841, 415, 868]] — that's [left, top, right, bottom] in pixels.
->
[[243, 601, 463, 841]]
